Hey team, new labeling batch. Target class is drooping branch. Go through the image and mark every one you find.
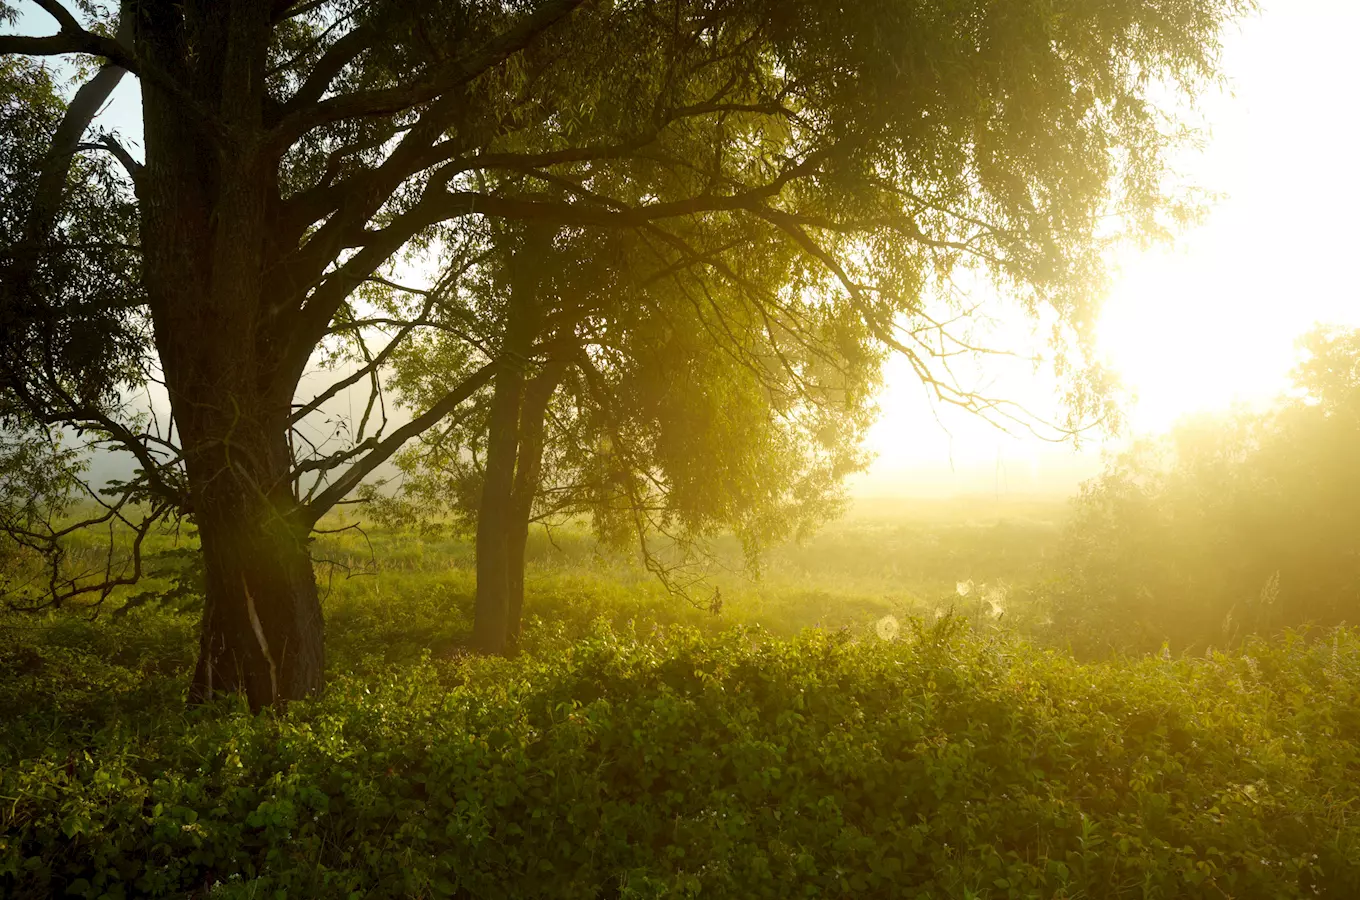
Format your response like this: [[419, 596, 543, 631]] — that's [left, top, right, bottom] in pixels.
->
[[748, 207, 1078, 440]]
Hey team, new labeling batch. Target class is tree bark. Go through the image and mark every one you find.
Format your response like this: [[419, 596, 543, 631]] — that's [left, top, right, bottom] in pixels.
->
[[472, 228, 551, 654], [472, 353, 526, 654], [505, 362, 563, 649], [184, 404, 323, 709], [135, 0, 325, 707]]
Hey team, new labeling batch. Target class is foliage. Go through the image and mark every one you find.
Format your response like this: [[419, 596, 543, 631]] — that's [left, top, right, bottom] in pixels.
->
[[1, 0, 1251, 611], [0, 53, 165, 613], [373, 220, 875, 577], [1041, 326, 1360, 655], [0, 55, 145, 415], [2, 593, 1358, 899]]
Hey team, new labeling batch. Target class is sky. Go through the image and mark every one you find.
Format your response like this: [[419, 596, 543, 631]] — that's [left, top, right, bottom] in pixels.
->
[[860, 0, 1360, 497], [11, 0, 1360, 499]]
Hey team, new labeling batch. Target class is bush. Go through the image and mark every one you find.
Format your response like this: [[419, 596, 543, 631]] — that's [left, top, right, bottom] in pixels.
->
[[3, 608, 1359, 899]]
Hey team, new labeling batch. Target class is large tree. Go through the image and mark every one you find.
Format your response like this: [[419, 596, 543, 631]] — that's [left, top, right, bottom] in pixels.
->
[[0, 0, 1249, 707]]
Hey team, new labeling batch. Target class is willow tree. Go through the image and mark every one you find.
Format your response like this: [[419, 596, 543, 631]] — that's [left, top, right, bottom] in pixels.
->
[[373, 216, 877, 653], [0, 0, 1249, 707]]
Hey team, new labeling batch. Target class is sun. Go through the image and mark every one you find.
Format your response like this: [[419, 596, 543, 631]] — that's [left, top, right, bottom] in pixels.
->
[[1096, 249, 1295, 435]]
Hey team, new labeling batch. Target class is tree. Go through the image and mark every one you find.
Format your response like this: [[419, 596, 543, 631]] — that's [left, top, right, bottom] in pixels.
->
[[0, 0, 1250, 707], [374, 216, 875, 652], [1046, 326, 1360, 655], [0, 53, 159, 607]]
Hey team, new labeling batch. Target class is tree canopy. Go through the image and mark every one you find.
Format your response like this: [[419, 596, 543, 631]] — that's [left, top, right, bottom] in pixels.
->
[[0, 0, 1252, 707]]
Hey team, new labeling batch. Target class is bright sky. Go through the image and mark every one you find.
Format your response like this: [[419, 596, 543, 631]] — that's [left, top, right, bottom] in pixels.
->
[[860, 0, 1360, 497]]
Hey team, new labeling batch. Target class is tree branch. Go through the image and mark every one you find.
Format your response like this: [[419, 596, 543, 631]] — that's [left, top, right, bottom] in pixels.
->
[[0, 7, 228, 149], [75, 134, 143, 179], [269, 0, 588, 149], [24, 52, 129, 248], [32, 0, 82, 33], [303, 360, 495, 523], [282, 23, 375, 113], [290, 293, 437, 424], [0, 21, 131, 67]]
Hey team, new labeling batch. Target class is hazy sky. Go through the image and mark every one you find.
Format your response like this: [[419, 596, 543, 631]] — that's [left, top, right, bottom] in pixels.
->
[[862, 0, 1360, 496]]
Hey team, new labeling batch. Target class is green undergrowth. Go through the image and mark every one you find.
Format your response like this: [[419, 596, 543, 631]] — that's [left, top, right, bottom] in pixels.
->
[[2, 596, 1359, 899]]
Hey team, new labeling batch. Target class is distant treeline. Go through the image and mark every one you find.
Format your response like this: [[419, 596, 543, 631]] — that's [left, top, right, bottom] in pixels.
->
[[1038, 326, 1360, 656]]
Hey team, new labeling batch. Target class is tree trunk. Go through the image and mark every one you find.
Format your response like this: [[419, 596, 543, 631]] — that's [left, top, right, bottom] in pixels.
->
[[505, 363, 564, 649], [135, 0, 324, 707], [475, 362, 561, 654], [184, 405, 324, 709], [472, 228, 552, 654], [472, 356, 526, 654]]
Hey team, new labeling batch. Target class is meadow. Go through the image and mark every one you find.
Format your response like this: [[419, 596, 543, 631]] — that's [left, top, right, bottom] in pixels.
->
[[3, 498, 1359, 898]]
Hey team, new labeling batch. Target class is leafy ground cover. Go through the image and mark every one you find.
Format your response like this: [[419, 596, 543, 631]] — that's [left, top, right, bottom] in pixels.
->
[[3, 555, 1360, 898]]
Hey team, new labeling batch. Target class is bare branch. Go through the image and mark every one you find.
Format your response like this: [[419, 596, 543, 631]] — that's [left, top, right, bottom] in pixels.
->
[[283, 23, 375, 113], [291, 291, 439, 425], [0, 19, 129, 66], [303, 361, 495, 523], [272, 0, 333, 24], [75, 134, 143, 179], [33, 0, 82, 33]]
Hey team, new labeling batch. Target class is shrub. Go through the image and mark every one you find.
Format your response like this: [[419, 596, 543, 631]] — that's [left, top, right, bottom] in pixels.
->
[[1042, 327, 1360, 656], [3, 609, 1359, 899]]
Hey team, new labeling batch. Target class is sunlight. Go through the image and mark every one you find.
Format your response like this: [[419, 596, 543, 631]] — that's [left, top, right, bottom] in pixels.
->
[[7, 0, 1360, 890], [869, 0, 1360, 479], [1093, 0, 1360, 435]]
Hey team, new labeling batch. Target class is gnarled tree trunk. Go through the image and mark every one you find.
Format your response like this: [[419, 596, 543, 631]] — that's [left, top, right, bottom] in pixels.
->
[[138, 0, 324, 708], [181, 400, 324, 709]]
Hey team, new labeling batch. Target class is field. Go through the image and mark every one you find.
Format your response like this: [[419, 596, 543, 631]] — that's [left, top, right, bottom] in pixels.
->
[[2, 498, 1359, 898], [309, 495, 1066, 648]]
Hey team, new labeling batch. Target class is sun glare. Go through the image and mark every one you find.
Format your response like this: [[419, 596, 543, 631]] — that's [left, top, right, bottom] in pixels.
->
[[1093, 0, 1360, 435], [866, 0, 1360, 493]]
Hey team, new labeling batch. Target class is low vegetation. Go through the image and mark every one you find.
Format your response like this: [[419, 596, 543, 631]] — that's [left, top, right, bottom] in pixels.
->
[[1042, 327, 1360, 656], [3, 501, 1359, 898], [6, 3, 1356, 896]]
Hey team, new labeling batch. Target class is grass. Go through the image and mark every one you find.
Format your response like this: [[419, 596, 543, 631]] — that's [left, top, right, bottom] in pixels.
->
[[307, 495, 1067, 646]]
